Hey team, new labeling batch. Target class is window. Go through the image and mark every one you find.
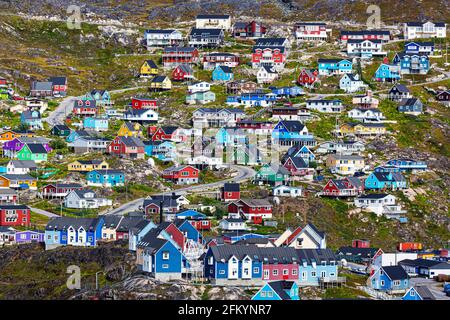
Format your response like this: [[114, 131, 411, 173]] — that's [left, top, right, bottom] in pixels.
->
[[311, 271, 316, 277], [162, 252, 170, 260], [393, 280, 400, 286], [253, 267, 259, 274], [260, 291, 266, 298], [292, 269, 297, 275], [219, 270, 225, 275], [273, 269, 278, 276], [410, 290, 415, 296], [162, 264, 169, 269], [380, 280, 385, 286], [283, 269, 289, 275]]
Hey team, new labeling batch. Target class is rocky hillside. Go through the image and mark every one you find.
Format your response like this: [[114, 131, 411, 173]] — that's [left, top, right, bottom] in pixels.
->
[[1, 0, 449, 24]]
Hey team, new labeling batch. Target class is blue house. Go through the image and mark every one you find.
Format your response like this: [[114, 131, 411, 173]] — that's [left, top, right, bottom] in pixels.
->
[[129, 220, 157, 251], [21, 110, 43, 130], [226, 92, 277, 108], [44, 217, 104, 250], [318, 59, 353, 76], [212, 65, 234, 82], [285, 145, 316, 164], [272, 120, 315, 147], [138, 228, 184, 281], [365, 172, 408, 190], [86, 169, 125, 187], [374, 63, 401, 82], [270, 86, 304, 97], [83, 117, 109, 132], [296, 249, 339, 286], [398, 98, 423, 115], [386, 158, 427, 172], [402, 286, 436, 300], [175, 209, 206, 220], [174, 218, 202, 243], [369, 266, 409, 293], [252, 281, 300, 300], [404, 42, 434, 56], [66, 130, 91, 143], [86, 89, 111, 105], [393, 52, 430, 75], [216, 127, 248, 146], [143, 140, 175, 161]]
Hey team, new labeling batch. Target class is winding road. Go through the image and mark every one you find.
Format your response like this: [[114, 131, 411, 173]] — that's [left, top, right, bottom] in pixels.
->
[[103, 164, 256, 216]]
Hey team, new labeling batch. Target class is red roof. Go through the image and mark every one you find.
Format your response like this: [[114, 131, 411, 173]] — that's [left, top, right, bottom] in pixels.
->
[[286, 226, 302, 245]]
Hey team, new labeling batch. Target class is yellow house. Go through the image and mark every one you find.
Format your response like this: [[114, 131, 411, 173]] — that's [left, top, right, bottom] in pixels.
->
[[150, 75, 172, 91], [67, 160, 109, 172], [0, 174, 38, 190], [140, 60, 158, 77], [117, 121, 142, 138], [326, 154, 365, 175], [339, 123, 386, 136]]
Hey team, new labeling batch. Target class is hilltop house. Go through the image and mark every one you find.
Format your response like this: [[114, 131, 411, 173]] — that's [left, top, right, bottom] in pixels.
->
[[40, 183, 84, 199], [352, 91, 379, 109], [251, 38, 289, 71], [162, 47, 199, 68], [294, 22, 329, 42], [388, 84, 412, 101], [365, 172, 408, 190], [318, 59, 352, 76], [140, 60, 158, 77], [123, 108, 158, 124], [203, 53, 240, 70], [186, 90, 216, 105], [86, 89, 111, 106], [117, 122, 143, 138], [6, 160, 37, 175], [188, 28, 224, 47], [50, 124, 71, 137], [306, 99, 343, 113], [20, 110, 43, 130], [254, 164, 290, 187], [233, 21, 267, 39], [374, 63, 401, 82], [340, 74, 367, 93], [195, 14, 231, 30], [144, 29, 183, 48], [107, 136, 145, 159], [67, 160, 109, 172], [398, 98, 423, 115], [86, 169, 125, 187], [16, 143, 48, 163], [297, 69, 319, 87], [150, 76, 172, 91], [404, 41, 435, 55], [348, 108, 385, 122], [130, 97, 158, 110], [30, 81, 53, 98], [393, 52, 430, 75], [355, 194, 406, 219], [73, 99, 98, 117], [403, 21, 447, 40], [64, 189, 112, 209], [346, 39, 386, 58], [257, 66, 278, 84], [83, 117, 109, 132], [368, 266, 409, 293], [321, 177, 364, 197], [172, 64, 195, 82], [48, 77, 68, 97], [340, 30, 391, 43], [326, 154, 365, 175], [0, 204, 30, 227], [192, 108, 245, 128], [212, 65, 234, 82], [0, 174, 37, 190], [162, 165, 199, 185]]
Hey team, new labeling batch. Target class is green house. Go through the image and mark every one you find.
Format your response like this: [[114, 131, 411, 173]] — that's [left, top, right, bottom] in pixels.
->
[[50, 124, 71, 137], [16, 143, 48, 163], [0, 90, 9, 100], [254, 164, 290, 186]]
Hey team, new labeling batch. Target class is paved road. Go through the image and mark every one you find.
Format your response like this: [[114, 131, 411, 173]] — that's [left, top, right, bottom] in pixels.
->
[[103, 165, 256, 216], [409, 277, 450, 300], [44, 96, 78, 126], [30, 207, 59, 218]]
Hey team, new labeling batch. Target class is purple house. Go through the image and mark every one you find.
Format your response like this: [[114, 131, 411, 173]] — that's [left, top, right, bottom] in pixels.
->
[[15, 230, 45, 243], [3, 137, 52, 157]]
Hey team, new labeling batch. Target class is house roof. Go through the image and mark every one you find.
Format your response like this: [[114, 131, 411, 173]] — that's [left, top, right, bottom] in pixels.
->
[[238, 198, 272, 207], [336, 246, 379, 257], [196, 14, 230, 19], [21, 110, 41, 119], [52, 124, 70, 131], [267, 281, 296, 300], [356, 193, 390, 200], [8, 160, 37, 169], [45, 183, 83, 189], [278, 120, 305, 132], [177, 64, 193, 74], [89, 169, 124, 175], [102, 216, 122, 228], [255, 38, 287, 47], [72, 189, 97, 199], [45, 217, 102, 231], [48, 77, 67, 85], [151, 75, 169, 83], [341, 30, 390, 36], [160, 126, 178, 135], [190, 28, 223, 37], [31, 81, 53, 91], [75, 160, 105, 165], [164, 46, 197, 53], [210, 245, 299, 263], [223, 182, 240, 192], [145, 29, 176, 34], [399, 98, 420, 107], [296, 248, 337, 264], [399, 258, 450, 269], [261, 65, 277, 74], [0, 204, 30, 210], [413, 286, 436, 300], [116, 217, 146, 232], [222, 217, 245, 223], [405, 22, 446, 27], [382, 265, 408, 280], [117, 136, 145, 147], [0, 174, 36, 181], [217, 65, 233, 73], [25, 143, 48, 154]]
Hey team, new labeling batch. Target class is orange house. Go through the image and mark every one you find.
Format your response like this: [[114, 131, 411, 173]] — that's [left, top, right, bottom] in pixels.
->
[[0, 130, 34, 142]]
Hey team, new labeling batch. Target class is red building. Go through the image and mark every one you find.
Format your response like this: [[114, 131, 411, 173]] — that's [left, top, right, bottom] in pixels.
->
[[262, 263, 299, 281], [233, 21, 267, 38], [162, 165, 199, 185], [162, 47, 199, 67], [160, 222, 186, 251], [340, 30, 391, 43], [107, 136, 145, 159], [0, 204, 30, 227], [398, 242, 423, 252], [0, 77, 7, 87], [227, 199, 272, 224], [72, 99, 98, 117], [221, 182, 240, 202], [131, 97, 158, 110], [49, 77, 68, 97], [41, 183, 84, 199], [172, 64, 194, 81], [202, 53, 240, 70], [151, 126, 178, 141], [297, 69, 319, 87], [352, 239, 371, 248], [321, 178, 362, 197], [282, 156, 313, 178], [189, 219, 211, 231], [252, 47, 286, 69]]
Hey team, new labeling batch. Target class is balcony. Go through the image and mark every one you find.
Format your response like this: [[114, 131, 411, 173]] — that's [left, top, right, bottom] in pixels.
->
[[319, 276, 346, 288]]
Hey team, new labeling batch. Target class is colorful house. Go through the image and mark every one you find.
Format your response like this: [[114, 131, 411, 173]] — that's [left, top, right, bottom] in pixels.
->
[[386, 158, 427, 172], [44, 217, 104, 250], [83, 117, 109, 132], [402, 286, 436, 300], [50, 124, 71, 137], [365, 172, 408, 190], [186, 90, 216, 105], [297, 249, 340, 286], [86, 90, 111, 106], [297, 69, 319, 87], [252, 281, 299, 300], [228, 199, 273, 224], [122, 108, 159, 124], [326, 154, 365, 175], [318, 59, 353, 76], [20, 110, 43, 130], [368, 266, 409, 293], [67, 160, 109, 172], [16, 144, 48, 163], [398, 98, 423, 115], [130, 97, 158, 110], [107, 136, 145, 159], [162, 165, 199, 185], [172, 64, 195, 81], [0, 174, 37, 190], [374, 63, 401, 82], [72, 99, 98, 117], [117, 122, 143, 138], [86, 169, 125, 187], [140, 60, 158, 77], [212, 65, 234, 82], [0, 204, 30, 227], [393, 52, 430, 75], [221, 183, 240, 202], [254, 164, 290, 187], [143, 140, 175, 161], [150, 75, 172, 91], [271, 121, 315, 147]]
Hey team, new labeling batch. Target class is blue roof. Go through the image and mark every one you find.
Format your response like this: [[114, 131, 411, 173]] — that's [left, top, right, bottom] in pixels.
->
[[176, 210, 206, 219]]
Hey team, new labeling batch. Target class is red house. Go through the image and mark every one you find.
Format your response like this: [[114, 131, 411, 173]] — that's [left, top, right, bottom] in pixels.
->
[[282, 156, 313, 178], [233, 21, 267, 39], [162, 47, 199, 67], [227, 199, 272, 224], [0, 204, 30, 227], [172, 64, 194, 81], [41, 183, 84, 199], [321, 178, 362, 197], [131, 97, 158, 110], [298, 69, 318, 87], [159, 222, 186, 251], [352, 239, 371, 248], [252, 47, 286, 69], [0, 77, 7, 87], [49, 76, 68, 97], [72, 99, 98, 117], [162, 165, 199, 185], [151, 126, 179, 141], [188, 219, 211, 231], [220, 182, 240, 202], [107, 136, 145, 159]]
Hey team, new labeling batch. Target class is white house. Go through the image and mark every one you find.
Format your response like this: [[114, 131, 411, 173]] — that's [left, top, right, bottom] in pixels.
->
[[316, 140, 365, 155], [192, 108, 245, 128], [6, 160, 37, 175], [64, 189, 112, 209], [340, 74, 367, 93], [144, 29, 183, 48], [348, 108, 385, 122], [274, 223, 326, 249], [403, 21, 447, 40], [352, 90, 379, 109], [219, 218, 247, 231], [347, 39, 386, 58], [372, 251, 418, 270], [196, 14, 232, 31], [306, 99, 343, 113], [122, 108, 159, 123], [354, 194, 406, 217], [294, 22, 330, 42], [257, 66, 279, 84], [273, 185, 303, 198], [326, 154, 365, 175], [188, 81, 211, 93]]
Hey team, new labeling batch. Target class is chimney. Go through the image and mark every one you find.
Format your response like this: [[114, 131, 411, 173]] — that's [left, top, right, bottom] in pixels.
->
[[159, 200, 164, 224], [172, 192, 176, 199]]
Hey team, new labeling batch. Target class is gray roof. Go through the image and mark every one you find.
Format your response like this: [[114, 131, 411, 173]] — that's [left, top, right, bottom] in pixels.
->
[[31, 81, 53, 91], [45, 217, 102, 231], [210, 245, 299, 263], [413, 286, 436, 300], [8, 160, 37, 169], [296, 248, 337, 264]]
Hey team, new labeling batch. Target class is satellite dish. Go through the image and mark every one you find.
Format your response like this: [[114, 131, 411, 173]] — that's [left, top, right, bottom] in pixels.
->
[[273, 196, 280, 205], [147, 158, 155, 167], [341, 259, 348, 267]]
